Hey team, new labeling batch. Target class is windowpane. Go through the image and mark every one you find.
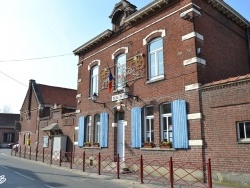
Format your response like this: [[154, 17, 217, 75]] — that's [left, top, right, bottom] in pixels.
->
[[163, 117, 167, 130], [160, 103, 172, 143], [158, 50, 164, 75], [246, 122, 250, 138], [116, 53, 126, 89], [91, 66, 99, 95], [85, 116, 91, 143], [150, 54, 156, 78], [239, 122, 245, 139], [146, 106, 154, 116], [144, 106, 154, 143], [95, 114, 100, 143], [149, 38, 162, 51], [162, 103, 171, 114]]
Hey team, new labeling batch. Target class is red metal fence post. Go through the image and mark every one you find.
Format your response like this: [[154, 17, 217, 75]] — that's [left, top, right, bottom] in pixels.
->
[[29, 147, 31, 160], [19, 145, 21, 157], [35, 147, 38, 161], [207, 158, 212, 188], [140, 155, 144, 184], [70, 151, 73, 169], [98, 152, 101, 175], [117, 154, 120, 179], [59, 150, 62, 167], [24, 146, 26, 158], [50, 147, 52, 165], [169, 157, 174, 188], [83, 151, 85, 172], [42, 147, 45, 163]]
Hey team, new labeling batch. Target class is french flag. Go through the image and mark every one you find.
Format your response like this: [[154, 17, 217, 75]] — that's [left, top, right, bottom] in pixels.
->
[[108, 69, 113, 93]]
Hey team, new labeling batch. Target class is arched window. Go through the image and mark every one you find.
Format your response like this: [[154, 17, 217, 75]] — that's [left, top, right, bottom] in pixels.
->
[[115, 53, 126, 90], [90, 65, 99, 96], [148, 37, 164, 81]]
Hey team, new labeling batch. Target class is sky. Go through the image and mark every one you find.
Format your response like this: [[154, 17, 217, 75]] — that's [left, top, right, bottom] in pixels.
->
[[0, 0, 249, 114]]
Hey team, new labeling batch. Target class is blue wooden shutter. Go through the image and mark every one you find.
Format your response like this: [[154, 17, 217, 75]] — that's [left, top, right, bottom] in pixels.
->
[[131, 107, 142, 148], [100, 112, 108, 147], [78, 116, 85, 147], [172, 100, 189, 149]]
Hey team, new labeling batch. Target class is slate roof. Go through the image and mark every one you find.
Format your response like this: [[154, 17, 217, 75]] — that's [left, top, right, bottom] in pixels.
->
[[0, 113, 20, 127]]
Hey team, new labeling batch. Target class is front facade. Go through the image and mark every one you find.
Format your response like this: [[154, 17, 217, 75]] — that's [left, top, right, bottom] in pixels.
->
[[73, 0, 250, 186], [19, 80, 77, 152]]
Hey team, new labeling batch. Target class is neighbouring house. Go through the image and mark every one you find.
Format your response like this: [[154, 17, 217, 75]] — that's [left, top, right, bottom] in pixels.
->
[[201, 74, 250, 185], [0, 113, 20, 148], [19, 79, 77, 153], [73, 0, 250, 186]]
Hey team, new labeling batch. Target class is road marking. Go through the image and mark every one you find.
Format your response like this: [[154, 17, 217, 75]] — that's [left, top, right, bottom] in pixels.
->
[[14, 171, 34, 181], [0, 166, 8, 169], [44, 184, 54, 188]]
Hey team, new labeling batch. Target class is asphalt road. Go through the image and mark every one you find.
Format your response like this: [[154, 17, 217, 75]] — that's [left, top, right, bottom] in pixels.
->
[[0, 148, 158, 188]]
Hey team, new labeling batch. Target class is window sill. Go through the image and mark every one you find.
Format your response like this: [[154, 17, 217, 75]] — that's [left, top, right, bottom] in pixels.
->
[[83, 146, 101, 149], [146, 76, 165, 84], [140, 147, 175, 151], [237, 140, 250, 144]]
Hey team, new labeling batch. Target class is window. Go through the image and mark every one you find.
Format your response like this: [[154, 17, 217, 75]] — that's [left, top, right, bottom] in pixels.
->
[[148, 37, 164, 80], [160, 103, 172, 143], [3, 133, 15, 142], [144, 106, 154, 143], [94, 114, 100, 143], [85, 116, 91, 143], [90, 65, 99, 96], [237, 121, 250, 141], [115, 53, 126, 90]]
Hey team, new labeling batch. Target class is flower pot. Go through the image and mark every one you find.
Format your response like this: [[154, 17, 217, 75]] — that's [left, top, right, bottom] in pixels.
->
[[160, 145, 171, 149]]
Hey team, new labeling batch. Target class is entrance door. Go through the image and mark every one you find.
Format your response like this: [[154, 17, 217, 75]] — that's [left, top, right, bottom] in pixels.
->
[[117, 120, 125, 160]]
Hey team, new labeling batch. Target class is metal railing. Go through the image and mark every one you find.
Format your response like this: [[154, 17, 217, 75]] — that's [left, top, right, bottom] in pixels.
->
[[11, 147, 212, 188]]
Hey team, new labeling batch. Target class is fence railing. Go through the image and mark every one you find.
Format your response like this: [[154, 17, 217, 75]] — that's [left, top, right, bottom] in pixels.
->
[[11, 146, 212, 188]]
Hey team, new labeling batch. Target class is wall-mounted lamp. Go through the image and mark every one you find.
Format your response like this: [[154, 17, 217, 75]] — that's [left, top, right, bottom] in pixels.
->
[[123, 84, 138, 101], [91, 93, 106, 108]]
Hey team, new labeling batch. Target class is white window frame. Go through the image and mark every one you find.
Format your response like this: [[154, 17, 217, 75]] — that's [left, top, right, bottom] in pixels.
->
[[94, 114, 100, 143], [115, 53, 126, 90], [237, 121, 250, 142], [85, 116, 91, 143], [90, 65, 99, 96], [144, 106, 154, 143], [148, 37, 164, 81], [160, 103, 172, 143]]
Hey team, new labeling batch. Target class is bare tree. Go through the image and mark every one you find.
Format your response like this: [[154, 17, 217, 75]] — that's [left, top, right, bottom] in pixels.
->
[[0, 105, 11, 113]]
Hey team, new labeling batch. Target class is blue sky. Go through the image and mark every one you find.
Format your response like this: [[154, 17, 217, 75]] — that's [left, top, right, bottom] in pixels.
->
[[0, 0, 249, 113]]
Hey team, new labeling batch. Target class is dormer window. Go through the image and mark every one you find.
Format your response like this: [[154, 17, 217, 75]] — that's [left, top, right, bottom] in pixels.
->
[[109, 0, 137, 32]]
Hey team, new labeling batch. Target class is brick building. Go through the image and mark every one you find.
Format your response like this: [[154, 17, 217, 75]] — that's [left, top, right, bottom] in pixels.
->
[[201, 75, 250, 185], [73, 0, 250, 186], [0, 113, 20, 148], [19, 80, 77, 152]]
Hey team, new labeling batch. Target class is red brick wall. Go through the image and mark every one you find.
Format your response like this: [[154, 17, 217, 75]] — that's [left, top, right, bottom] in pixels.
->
[[193, 0, 249, 84], [201, 80, 250, 173]]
